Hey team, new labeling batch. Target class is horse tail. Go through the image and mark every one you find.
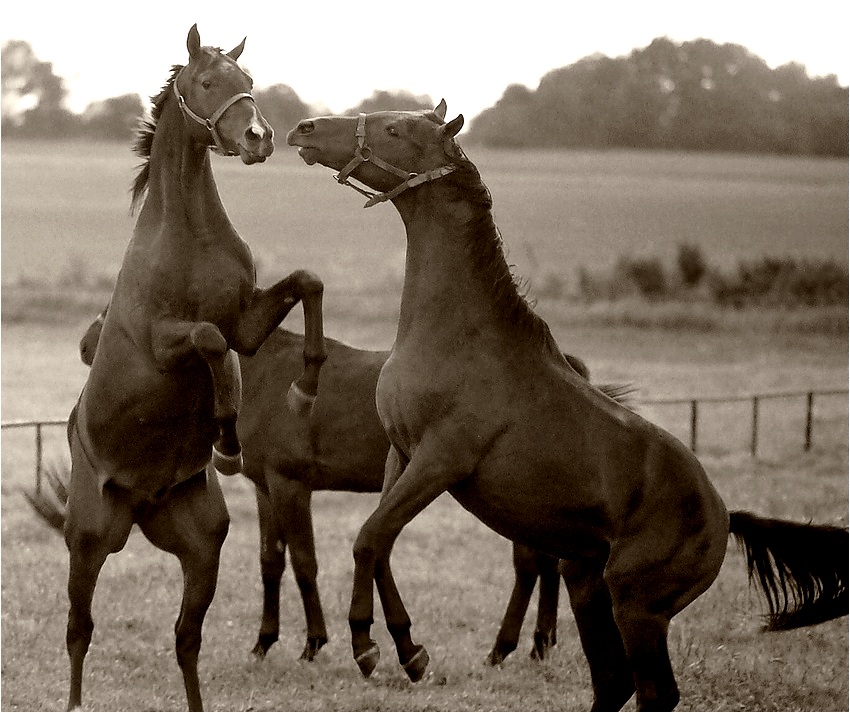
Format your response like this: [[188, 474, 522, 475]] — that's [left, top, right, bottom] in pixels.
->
[[729, 510, 848, 630], [22, 463, 69, 533]]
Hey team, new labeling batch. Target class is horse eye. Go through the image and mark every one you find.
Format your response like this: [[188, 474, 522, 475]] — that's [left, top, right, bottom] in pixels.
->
[[202, 80, 212, 90], [387, 126, 399, 137]]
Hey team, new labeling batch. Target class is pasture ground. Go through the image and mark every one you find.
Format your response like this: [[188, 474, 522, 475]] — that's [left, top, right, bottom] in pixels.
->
[[1, 141, 847, 710], [1, 318, 847, 711]]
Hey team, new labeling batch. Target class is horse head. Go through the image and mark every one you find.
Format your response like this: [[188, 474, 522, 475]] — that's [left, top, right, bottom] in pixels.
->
[[176, 24, 274, 164], [286, 100, 465, 207]]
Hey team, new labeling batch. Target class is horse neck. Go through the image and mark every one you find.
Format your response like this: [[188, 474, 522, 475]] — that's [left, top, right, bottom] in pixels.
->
[[137, 98, 231, 243], [392, 182, 540, 349]]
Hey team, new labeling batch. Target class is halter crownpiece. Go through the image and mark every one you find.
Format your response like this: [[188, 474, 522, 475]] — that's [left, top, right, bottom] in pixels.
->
[[173, 75, 254, 156], [334, 113, 456, 208]]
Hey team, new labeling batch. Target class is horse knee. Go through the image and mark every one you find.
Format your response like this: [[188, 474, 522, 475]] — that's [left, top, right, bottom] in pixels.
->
[[189, 323, 227, 359], [293, 269, 324, 298]]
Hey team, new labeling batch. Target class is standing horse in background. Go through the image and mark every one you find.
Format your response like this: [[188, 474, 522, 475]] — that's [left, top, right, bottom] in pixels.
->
[[57, 26, 326, 712], [67, 308, 632, 665], [287, 102, 847, 711]]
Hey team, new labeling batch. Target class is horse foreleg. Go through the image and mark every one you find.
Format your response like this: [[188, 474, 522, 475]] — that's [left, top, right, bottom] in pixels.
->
[[150, 319, 243, 474], [269, 478, 328, 661], [139, 467, 230, 712], [487, 543, 539, 665], [233, 270, 326, 417], [531, 549, 561, 660], [349, 437, 471, 682], [253, 485, 286, 658]]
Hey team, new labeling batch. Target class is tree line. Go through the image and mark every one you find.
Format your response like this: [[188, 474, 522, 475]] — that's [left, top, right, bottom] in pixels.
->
[[466, 37, 848, 156], [3, 37, 847, 156]]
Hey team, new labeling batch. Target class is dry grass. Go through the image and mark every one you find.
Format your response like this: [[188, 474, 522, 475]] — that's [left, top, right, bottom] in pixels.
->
[[1, 141, 847, 710], [1, 319, 847, 711]]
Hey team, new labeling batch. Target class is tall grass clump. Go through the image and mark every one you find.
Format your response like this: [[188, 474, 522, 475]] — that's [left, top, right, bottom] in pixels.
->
[[576, 244, 848, 309]]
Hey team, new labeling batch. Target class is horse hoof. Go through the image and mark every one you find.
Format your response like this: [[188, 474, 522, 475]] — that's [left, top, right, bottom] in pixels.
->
[[300, 636, 328, 661], [530, 631, 554, 660], [402, 645, 430, 683], [485, 648, 505, 666], [355, 644, 381, 678], [212, 448, 243, 475], [286, 382, 316, 417]]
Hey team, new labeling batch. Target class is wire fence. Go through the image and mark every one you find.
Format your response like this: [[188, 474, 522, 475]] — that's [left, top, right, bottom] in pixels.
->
[[3, 388, 847, 494]]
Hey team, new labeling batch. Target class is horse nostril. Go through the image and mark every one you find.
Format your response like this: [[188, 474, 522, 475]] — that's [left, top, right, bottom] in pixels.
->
[[298, 120, 314, 135], [245, 127, 262, 142]]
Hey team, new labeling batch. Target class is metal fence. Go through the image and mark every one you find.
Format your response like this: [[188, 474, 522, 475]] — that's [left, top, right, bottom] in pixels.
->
[[3, 388, 847, 492], [640, 388, 848, 456]]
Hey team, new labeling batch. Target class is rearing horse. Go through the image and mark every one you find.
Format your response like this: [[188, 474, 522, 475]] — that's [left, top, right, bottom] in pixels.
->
[[287, 102, 847, 711], [61, 26, 325, 711]]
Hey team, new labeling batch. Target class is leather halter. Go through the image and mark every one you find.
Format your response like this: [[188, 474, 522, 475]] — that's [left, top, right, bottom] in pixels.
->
[[334, 113, 456, 208], [173, 73, 255, 157]]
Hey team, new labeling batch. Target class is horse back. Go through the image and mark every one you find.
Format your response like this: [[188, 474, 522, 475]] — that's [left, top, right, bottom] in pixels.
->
[[238, 330, 390, 492]]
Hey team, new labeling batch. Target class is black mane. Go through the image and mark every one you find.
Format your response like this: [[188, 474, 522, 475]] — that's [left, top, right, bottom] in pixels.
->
[[448, 159, 565, 360], [130, 64, 183, 214]]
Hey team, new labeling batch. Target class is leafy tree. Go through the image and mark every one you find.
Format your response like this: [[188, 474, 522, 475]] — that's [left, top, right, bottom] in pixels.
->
[[466, 38, 848, 156], [344, 90, 434, 115], [80, 94, 145, 142], [253, 84, 311, 138], [2, 39, 79, 137]]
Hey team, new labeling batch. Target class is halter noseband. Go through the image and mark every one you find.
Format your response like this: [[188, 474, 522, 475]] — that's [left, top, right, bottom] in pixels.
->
[[173, 73, 255, 157], [334, 113, 456, 208]]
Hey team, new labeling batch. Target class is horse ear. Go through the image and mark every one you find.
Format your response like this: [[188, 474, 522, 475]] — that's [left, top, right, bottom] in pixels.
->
[[433, 99, 447, 120], [441, 114, 464, 139], [227, 37, 246, 60], [187, 24, 201, 58]]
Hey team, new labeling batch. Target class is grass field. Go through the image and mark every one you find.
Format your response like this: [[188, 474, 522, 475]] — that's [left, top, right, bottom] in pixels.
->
[[2, 140, 847, 300], [1, 318, 847, 711], [1, 140, 848, 710]]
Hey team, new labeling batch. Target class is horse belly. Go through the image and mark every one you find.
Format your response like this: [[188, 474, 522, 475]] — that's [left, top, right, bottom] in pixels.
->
[[80, 361, 217, 495], [449, 459, 610, 562]]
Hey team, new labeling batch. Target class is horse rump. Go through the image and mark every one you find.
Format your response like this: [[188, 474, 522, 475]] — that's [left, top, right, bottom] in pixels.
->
[[22, 462, 69, 532], [730, 510, 848, 630]]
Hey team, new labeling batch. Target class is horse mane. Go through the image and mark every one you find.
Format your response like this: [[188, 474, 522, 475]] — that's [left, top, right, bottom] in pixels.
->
[[446, 158, 565, 360], [130, 64, 184, 214]]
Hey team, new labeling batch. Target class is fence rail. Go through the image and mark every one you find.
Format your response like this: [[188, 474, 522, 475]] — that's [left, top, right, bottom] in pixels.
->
[[3, 388, 847, 492], [640, 388, 848, 455]]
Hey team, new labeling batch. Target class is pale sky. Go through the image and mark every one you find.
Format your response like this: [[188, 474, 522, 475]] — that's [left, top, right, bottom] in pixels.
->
[[1, 0, 847, 121]]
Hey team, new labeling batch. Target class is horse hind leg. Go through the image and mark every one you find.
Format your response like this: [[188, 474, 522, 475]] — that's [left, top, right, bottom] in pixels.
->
[[64, 466, 134, 710], [531, 549, 561, 660], [269, 476, 328, 661], [560, 556, 635, 712], [139, 467, 230, 712], [253, 484, 287, 658], [487, 542, 539, 665]]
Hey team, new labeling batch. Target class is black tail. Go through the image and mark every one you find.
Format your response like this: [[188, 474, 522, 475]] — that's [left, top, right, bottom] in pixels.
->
[[22, 463, 69, 533], [729, 510, 848, 630]]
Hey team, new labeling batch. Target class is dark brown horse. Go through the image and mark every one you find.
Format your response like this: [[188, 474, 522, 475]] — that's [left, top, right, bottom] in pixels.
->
[[67, 308, 631, 666], [286, 102, 848, 711], [56, 26, 326, 712]]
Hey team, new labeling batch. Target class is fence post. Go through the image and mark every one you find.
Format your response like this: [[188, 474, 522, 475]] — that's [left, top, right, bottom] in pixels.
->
[[690, 400, 698, 452], [804, 392, 814, 451], [35, 422, 44, 495], [750, 396, 759, 457]]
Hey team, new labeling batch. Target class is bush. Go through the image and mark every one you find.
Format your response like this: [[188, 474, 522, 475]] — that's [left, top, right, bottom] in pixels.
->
[[677, 243, 707, 287], [619, 256, 668, 299], [710, 256, 848, 307]]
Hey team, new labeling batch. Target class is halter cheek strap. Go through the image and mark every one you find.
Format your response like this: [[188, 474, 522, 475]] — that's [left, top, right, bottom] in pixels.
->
[[334, 113, 456, 208], [173, 78, 254, 157]]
